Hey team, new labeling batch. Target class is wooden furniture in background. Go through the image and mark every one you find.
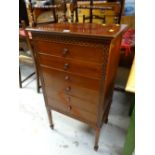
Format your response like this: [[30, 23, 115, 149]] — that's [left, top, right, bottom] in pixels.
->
[[27, 23, 127, 150], [70, 0, 125, 24], [19, 0, 29, 26], [19, 20, 41, 92], [26, 0, 70, 26], [26, 0, 128, 25], [121, 15, 135, 29], [26, 0, 58, 26]]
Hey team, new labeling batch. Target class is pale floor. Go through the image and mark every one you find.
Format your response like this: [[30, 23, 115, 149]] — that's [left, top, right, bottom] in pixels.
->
[[19, 64, 131, 155]]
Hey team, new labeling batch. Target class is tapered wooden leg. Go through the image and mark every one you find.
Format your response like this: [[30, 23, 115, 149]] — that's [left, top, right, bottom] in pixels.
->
[[94, 127, 100, 151], [104, 105, 110, 124], [37, 75, 40, 93], [36, 69, 40, 93], [46, 108, 54, 129], [104, 100, 112, 124], [32, 52, 40, 93], [19, 67, 22, 88]]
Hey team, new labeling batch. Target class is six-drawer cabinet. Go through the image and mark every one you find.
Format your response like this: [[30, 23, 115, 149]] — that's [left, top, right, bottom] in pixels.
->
[[27, 23, 127, 150]]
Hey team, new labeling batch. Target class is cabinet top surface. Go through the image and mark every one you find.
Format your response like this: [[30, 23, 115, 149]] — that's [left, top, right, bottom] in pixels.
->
[[27, 23, 128, 39]]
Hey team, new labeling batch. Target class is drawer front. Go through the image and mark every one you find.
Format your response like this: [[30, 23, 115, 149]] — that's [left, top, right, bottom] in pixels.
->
[[35, 40, 104, 63], [41, 66, 100, 104], [47, 97, 97, 124], [47, 92, 97, 114], [38, 54, 102, 79], [41, 66, 100, 91]]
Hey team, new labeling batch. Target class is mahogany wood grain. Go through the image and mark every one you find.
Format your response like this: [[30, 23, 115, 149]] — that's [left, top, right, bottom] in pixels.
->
[[38, 54, 103, 79], [47, 97, 97, 125], [40, 66, 100, 116], [27, 23, 127, 39], [35, 40, 105, 63], [41, 66, 100, 90], [27, 23, 128, 150]]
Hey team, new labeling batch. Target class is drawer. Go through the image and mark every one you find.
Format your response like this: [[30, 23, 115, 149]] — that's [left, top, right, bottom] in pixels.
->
[[41, 66, 100, 103], [35, 40, 104, 63], [41, 66, 100, 90], [47, 97, 97, 124], [38, 54, 103, 79], [47, 92, 97, 114]]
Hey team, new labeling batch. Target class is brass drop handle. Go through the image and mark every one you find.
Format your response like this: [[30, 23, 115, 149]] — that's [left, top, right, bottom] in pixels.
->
[[65, 86, 71, 92], [64, 75, 70, 81], [63, 63, 69, 70], [62, 48, 69, 56], [68, 105, 72, 111]]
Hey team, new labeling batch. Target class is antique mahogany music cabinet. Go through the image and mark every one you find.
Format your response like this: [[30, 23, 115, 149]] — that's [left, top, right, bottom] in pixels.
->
[[27, 23, 127, 150]]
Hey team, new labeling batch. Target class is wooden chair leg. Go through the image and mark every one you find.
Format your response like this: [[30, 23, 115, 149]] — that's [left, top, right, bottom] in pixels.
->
[[94, 127, 100, 151], [83, 15, 85, 23], [46, 108, 54, 129], [35, 64, 41, 93], [36, 72, 40, 93], [19, 67, 22, 88]]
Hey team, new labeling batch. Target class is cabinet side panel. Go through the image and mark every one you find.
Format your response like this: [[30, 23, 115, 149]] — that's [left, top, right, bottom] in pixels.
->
[[98, 35, 123, 126], [104, 35, 122, 102]]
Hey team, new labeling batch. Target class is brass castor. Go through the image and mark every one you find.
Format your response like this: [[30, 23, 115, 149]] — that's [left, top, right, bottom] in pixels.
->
[[50, 124, 54, 129], [94, 145, 99, 151]]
